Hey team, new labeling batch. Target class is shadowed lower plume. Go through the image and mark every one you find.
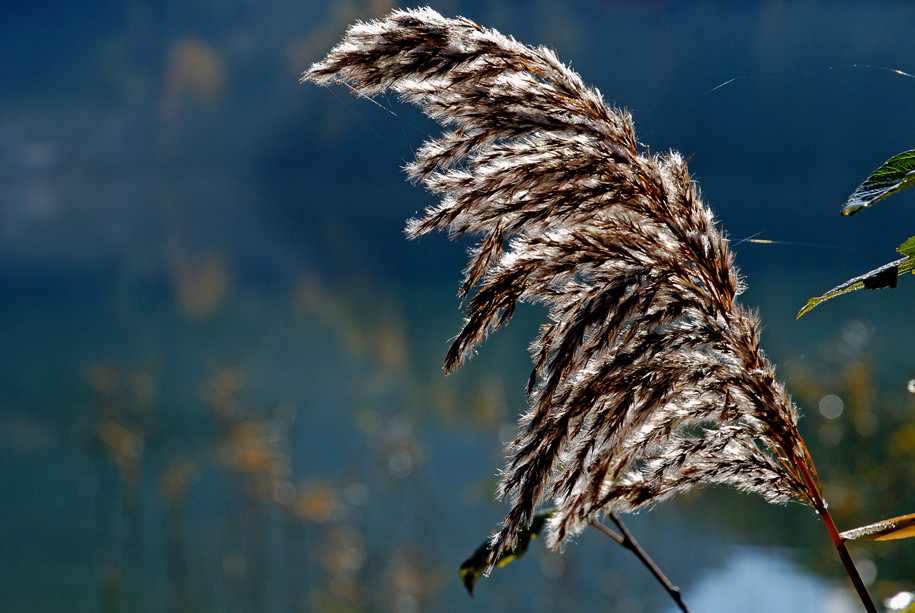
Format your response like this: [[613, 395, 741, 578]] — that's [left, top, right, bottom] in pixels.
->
[[302, 10, 875, 608]]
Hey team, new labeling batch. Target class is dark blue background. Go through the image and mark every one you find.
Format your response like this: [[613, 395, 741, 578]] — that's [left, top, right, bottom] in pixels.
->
[[2, 1, 915, 611]]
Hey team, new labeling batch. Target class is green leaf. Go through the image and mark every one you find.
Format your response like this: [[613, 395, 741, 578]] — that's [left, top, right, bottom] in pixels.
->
[[839, 512, 915, 541], [842, 149, 915, 216], [899, 235, 915, 257], [797, 235, 915, 318], [459, 510, 554, 596]]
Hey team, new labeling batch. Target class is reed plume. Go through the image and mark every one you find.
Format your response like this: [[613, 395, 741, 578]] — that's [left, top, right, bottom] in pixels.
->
[[303, 9, 875, 608]]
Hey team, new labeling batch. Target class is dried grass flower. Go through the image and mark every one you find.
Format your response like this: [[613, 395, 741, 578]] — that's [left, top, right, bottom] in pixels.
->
[[303, 14, 873, 608]]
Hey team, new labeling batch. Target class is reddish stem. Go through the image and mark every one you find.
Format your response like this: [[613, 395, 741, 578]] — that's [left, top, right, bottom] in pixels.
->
[[794, 455, 876, 613]]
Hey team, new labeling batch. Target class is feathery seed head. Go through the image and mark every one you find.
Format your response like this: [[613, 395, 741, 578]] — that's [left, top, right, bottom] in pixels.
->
[[304, 7, 821, 568]]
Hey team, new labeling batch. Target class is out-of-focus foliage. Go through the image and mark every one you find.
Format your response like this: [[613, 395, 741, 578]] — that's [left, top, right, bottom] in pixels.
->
[[886, 591, 915, 613], [782, 319, 915, 597]]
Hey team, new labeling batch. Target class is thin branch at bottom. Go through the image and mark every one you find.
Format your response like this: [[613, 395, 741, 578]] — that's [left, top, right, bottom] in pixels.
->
[[590, 514, 690, 613]]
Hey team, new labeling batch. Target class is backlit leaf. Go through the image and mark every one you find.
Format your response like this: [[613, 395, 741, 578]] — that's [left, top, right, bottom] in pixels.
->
[[839, 512, 915, 541], [898, 235, 915, 257], [842, 149, 915, 216], [459, 510, 554, 596], [797, 236, 915, 318]]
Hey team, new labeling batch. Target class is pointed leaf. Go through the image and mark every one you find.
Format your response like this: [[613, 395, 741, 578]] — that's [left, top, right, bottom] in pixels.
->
[[459, 510, 554, 596], [839, 512, 915, 541], [797, 235, 915, 317], [842, 149, 915, 216], [898, 235, 915, 257]]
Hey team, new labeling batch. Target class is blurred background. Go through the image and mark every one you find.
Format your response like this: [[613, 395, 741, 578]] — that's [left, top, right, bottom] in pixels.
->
[[3, 1, 915, 611]]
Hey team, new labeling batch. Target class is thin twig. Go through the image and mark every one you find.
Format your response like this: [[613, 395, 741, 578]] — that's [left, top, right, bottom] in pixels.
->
[[589, 518, 624, 544], [590, 514, 690, 613]]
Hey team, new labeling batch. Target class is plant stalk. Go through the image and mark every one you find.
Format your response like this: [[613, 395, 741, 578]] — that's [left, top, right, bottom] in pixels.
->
[[591, 514, 690, 613], [794, 455, 877, 613]]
